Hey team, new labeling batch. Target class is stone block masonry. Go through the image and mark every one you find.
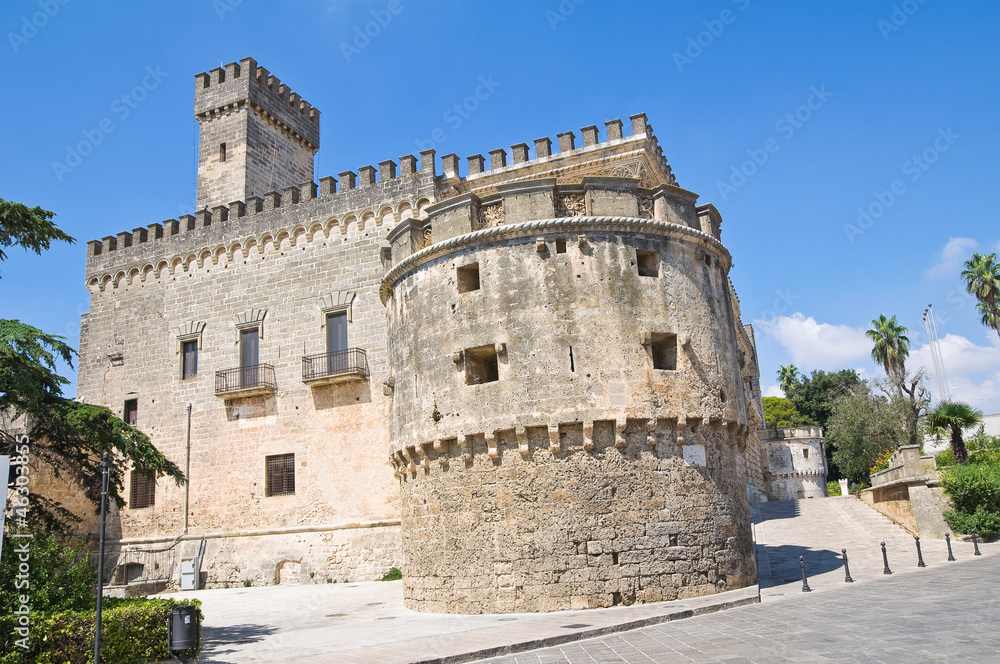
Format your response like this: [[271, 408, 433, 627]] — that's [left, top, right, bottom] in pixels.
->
[[74, 57, 768, 603]]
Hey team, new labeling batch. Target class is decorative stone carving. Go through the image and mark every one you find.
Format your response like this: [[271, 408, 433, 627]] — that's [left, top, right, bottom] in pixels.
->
[[554, 194, 586, 218], [478, 203, 504, 229], [638, 196, 654, 219]]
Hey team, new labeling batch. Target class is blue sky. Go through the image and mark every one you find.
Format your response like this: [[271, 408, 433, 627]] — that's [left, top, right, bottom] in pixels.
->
[[2, 0, 999, 411]]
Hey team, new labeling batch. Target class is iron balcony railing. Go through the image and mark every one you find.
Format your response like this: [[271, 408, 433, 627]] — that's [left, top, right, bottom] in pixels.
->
[[214, 363, 276, 396], [302, 348, 369, 383]]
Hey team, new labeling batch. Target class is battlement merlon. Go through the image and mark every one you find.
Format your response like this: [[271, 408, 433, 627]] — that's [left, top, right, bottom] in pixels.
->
[[194, 57, 320, 150]]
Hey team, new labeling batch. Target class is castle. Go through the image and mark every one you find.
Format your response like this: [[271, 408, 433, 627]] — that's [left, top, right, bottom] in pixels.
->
[[76, 57, 787, 613]]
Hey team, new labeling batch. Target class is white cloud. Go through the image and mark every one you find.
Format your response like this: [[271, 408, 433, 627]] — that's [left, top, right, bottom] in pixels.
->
[[925, 237, 978, 280], [762, 383, 783, 398], [757, 313, 871, 370], [909, 333, 1000, 412]]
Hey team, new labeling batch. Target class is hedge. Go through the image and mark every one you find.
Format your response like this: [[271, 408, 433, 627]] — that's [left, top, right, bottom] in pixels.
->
[[1, 598, 201, 664]]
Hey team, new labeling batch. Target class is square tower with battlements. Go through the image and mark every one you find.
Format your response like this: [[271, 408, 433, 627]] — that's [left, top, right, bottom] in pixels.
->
[[194, 57, 320, 209]]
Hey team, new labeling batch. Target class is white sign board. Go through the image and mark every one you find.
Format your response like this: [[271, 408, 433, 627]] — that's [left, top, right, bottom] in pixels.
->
[[0, 454, 9, 563]]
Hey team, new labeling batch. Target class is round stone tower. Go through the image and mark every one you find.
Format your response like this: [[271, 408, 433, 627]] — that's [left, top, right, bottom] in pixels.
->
[[382, 169, 757, 613]]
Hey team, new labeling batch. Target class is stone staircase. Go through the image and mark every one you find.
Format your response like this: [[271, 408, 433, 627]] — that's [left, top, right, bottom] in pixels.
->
[[751, 496, 924, 591]]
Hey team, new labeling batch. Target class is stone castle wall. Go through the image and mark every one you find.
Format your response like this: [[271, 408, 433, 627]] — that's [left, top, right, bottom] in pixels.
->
[[79, 164, 437, 586], [75, 57, 766, 600], [383, 182, 758, 613], [759, 426, 828, 501]]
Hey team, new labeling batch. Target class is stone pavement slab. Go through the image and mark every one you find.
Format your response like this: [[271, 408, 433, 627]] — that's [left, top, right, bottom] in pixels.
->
[[160, 582, 757, 664], [471, 547, 1000, 663]]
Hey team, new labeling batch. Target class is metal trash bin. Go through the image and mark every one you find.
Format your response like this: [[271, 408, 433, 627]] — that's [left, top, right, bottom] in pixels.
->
[[180, 557, 198, 591], [169, 605, 200, 652]]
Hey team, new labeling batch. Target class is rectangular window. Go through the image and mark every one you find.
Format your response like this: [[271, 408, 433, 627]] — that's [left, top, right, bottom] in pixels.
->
[[650, 334, 677, 370], [326, 312, 348, 354], [636, 250, 659, 277], [803, 448, 810, 459], [124, 398, 138, 426], [182, 339, 198, 379], [240, 328, 259, 367], [465, 345, 499, 385], [130, 470, 155, 508], [265, 453, 295, 497], [219, 142, 227, 162], [555, 238, 567, 254], [457, 263, 481, 293]]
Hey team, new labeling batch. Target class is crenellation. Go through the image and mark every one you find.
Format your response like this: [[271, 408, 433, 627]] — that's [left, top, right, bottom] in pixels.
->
[[605, 119, 624, 141], [359, 165, 377, 186], [581, 125, 599, 147], [116, 231, 132, 249], [511, 143, 529, 164], [630, 112, 648, 135], [557, 131, 576, 153], [488, 148, 507, 170], [441, 153, 460, 178], [300, 181, 318, 200], [399, 155, 417, 176], [282, 186, 300, 205], [131, 227, 148, 244], [340, 171, 357, 190], [319, 176, 337, 196], [379, 160, 398, 181], [419, 149, 435, 174], [534, 137, 552, 158], [468, 154, 485, 175], [263, 191, 281, 211]]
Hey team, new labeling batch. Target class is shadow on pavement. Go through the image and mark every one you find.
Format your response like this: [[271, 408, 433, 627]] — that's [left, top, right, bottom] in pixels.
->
[[751, 500, 803, 523], [758, 544, 843, 587], [201, 623, 279, 662]]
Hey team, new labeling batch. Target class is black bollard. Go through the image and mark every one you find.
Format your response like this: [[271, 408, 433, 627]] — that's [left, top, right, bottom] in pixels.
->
[[881, 541, 893, 575], [842, 548, 854, 583], [915, 535, 926, 567], [946, 533, 956, 561], [799, 555, 812, 592], [972, 529, 982, 556]]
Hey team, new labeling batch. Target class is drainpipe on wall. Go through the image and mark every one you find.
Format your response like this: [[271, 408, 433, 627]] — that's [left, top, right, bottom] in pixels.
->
[[183, 403, 192, 534]]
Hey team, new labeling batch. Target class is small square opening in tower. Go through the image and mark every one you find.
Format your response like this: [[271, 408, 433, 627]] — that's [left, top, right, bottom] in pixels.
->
[[650, 333, 677, 370], [465, 345, 499, 385], [457, 263, 481, 293], [555, 237, 567, 254], [636, 250, 659, 277]]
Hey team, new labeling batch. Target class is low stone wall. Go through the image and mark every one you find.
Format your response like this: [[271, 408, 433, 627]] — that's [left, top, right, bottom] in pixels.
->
[[115, 521, 402, 590], [862, 445, 951, 539]]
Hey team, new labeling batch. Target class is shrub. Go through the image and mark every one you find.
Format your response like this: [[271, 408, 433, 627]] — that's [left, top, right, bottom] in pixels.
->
[[827, 480, 842, 496], [935, 449, 956, 468], [943, 506, 1000, 541], [379, 567, 402, 581], [1, 599, 202, 664], [939, 462, 1000, 515], [870, 447, 895, 475]]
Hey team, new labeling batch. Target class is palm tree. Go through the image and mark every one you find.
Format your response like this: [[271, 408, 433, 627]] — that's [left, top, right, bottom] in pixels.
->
[[777, 364, 799, 397], [962, 252, 1000, 338], [926, 401, 983, 465], [867, 314, 910, 390]]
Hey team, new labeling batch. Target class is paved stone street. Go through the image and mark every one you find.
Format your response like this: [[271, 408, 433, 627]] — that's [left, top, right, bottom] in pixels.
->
[[471, 550, 1000, 663], [162, 497, 998, 663]]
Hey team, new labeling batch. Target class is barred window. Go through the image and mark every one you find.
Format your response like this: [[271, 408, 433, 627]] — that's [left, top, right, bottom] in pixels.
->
[[265, 453, 295, 497], [130, 470, 155, 509], [182, 339, 198, 379]]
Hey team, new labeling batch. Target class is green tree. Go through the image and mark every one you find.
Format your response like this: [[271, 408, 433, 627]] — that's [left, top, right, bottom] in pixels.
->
[[785, 368, 861, 429], [961, 252, 1000, 338], [0, 198, 73, 276], [866, 314, 910, 391], [762, 396, 810, 429], [926, 401, 983, 465], [827, 383, 911, 483], [777, 364, 800, 397], [0, 201, 184, 533]]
